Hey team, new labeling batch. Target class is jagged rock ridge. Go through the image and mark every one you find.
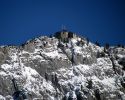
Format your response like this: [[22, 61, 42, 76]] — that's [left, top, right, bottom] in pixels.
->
[[0, 32, 125, 100]]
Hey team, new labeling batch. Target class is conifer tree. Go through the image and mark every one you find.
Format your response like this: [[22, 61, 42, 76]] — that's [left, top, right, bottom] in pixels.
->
[[105, 43, 109, 50], [76, 92, 84, 100], [97, 50, 100, 58], [120, 77, 125, 88], [45, 72, 48, 81], [81, 85, 83, 92], [51, 74, 55, 84], [68, 91, 73, 100], [110, 57, 116, 73], [71, 49, 75, 65], [95, 41, 100, 47], [49, 34, 53, 38], [62, 95, 67, 100], [87, 79, 93, 89], [55, 74, 59, 86], [94, 89, 101, 100], [86, 37, 89, 46], [117, 44, 121, 47]]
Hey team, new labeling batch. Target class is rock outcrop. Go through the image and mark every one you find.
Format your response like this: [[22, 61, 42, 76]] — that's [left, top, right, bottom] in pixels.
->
[[0, 35, 125, 100]]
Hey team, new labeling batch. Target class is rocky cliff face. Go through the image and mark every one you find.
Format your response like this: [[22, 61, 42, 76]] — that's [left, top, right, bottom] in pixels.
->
[[0, 35, 125, 100]]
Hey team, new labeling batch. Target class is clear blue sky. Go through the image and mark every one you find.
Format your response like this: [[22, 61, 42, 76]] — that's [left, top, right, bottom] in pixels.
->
[[0, 0, 125, 46]]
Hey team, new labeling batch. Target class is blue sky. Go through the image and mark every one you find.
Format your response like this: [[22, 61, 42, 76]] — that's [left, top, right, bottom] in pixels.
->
[[0, 0, 125, 46]]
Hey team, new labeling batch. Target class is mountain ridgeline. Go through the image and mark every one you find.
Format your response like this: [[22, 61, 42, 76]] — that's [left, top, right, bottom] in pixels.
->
[[0, 30, 125, 100]]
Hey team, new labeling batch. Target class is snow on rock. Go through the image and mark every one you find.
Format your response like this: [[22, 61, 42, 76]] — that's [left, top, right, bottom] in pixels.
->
[[0, 95, 5, 100], [0, 35, 125, 100]]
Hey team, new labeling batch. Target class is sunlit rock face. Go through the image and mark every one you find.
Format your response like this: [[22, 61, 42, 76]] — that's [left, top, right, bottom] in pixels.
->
[[0, 34, 125, 100]]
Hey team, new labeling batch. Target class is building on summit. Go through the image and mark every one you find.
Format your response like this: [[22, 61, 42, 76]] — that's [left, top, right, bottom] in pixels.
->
[[54, 27, 76, 42]]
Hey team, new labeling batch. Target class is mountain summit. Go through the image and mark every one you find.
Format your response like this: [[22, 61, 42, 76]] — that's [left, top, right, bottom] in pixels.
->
[[0, 32, 125, 100]]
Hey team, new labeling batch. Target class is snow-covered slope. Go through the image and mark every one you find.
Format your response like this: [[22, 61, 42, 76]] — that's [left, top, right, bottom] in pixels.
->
[[0, 35, 125, 100]]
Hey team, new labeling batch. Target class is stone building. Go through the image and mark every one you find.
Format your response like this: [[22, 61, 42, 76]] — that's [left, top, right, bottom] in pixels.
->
[[54, 29, 76, 42]]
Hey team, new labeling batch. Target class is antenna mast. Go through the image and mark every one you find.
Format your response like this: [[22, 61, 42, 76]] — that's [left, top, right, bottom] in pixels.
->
[[61, 25, 66, 31]]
